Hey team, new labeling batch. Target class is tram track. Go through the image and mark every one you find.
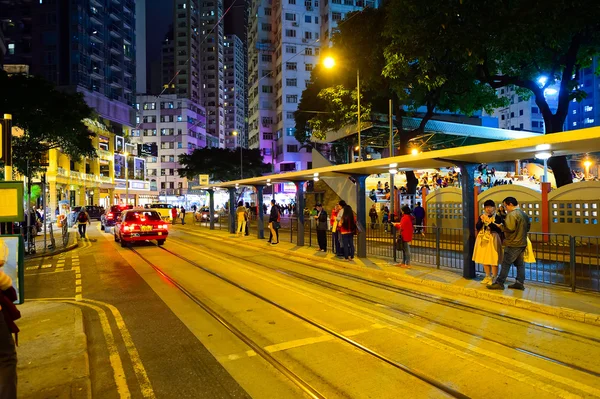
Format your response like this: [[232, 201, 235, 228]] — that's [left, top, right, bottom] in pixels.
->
[[128, 244, 471, 399], [167, 234, 600, 380], [176, 229, 600, 345]]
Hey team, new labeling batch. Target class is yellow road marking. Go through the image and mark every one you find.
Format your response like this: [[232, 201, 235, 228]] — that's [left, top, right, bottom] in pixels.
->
[[83, 299, 155, 399], [183, 241, 599, 399], [75, 286, 82, 293], [62, 300, 132, 399], [75, 279, 82, 286], [221, 323, 388, 362], [76, 273, 81, 279]]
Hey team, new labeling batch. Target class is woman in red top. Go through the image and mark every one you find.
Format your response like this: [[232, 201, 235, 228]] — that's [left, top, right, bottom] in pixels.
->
[[393, 206, 414, 268]]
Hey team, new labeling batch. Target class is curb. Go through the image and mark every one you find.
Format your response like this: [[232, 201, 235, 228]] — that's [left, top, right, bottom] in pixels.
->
[[189, 228, 600, 328], [26, 241, 79, 260]]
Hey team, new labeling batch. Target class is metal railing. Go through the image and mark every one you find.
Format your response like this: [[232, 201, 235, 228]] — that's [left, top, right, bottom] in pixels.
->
[[195, 215, 600, 292]]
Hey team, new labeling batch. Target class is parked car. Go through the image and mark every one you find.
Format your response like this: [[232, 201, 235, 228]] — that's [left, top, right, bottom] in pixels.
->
[[195, 206, 220, 222], [114, 209, 169, 247], [101, 205, 133, 231], [85, 205, 105, 220], [144, 203, 174, 221]]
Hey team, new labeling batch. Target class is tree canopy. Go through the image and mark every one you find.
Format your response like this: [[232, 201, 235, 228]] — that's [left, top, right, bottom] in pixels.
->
[[178, 147, 271, 182], [297, 0, 600, 188], [0, 71, 97, 177]]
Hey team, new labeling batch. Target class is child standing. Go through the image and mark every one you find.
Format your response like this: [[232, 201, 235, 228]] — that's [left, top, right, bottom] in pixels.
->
[[393, 206, 414, 268]]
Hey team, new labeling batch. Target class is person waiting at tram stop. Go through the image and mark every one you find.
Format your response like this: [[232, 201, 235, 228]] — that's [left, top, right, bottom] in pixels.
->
[[488, 196, 531, 291], [472, 199, 504, 286]]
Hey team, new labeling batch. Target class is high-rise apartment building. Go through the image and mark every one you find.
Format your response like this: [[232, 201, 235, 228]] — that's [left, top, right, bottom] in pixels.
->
[[0, 0, 137, 128], [247, 0, 378, 172], [320, 0, 377, 45], [567, 57, 599, 131], [488, 85, 559, 133], [223, 34, 246, 149], [132, 95, 207, 196], [159, 0, 224, 147], [200, 0, 226, 147]]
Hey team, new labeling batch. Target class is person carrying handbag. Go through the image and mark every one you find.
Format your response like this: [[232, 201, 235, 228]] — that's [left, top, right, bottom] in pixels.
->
[[473, 199, 504, 285]]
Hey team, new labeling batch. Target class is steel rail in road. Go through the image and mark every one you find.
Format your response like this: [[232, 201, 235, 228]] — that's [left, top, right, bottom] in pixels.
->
[[128, 247, 327, 399], [171, 235, 600, 380], [179, 229, 600, 346], [131, 244, 471, 399]]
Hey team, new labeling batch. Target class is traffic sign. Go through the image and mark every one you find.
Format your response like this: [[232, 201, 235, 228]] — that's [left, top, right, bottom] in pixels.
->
[[199, 174, 209, 185]]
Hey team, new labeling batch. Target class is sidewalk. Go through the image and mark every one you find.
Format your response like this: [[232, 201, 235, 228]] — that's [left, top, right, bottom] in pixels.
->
[[27, 223, 78, 259], [187, 226, 600, 327], [17, 301, 90, 399]]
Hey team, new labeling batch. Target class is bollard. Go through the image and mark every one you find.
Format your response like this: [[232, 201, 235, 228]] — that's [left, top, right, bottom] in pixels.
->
[[569, 235, 576, 292], [393, 225, 397, 263], [435, 227, 441, 269]]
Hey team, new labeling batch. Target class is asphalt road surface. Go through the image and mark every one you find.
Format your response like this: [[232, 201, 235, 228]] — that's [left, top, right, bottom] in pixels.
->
[[24, 222, 600, 399]]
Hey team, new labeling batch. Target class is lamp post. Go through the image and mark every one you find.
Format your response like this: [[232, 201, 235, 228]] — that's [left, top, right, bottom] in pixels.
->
[[124, 152, 129, 205], [323, 56, 361, 162], [232, 131, 242, 179]]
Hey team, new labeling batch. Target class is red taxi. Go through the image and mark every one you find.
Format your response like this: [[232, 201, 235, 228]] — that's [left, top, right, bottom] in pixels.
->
[[114, 210, 169, 247]]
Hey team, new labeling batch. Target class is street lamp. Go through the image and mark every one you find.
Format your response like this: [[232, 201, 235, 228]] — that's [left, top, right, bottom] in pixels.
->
[[323, 56, 361, 162], [124, 152, 129, 205], [534, 150, 553, 183], [232, 131, 242, 179]]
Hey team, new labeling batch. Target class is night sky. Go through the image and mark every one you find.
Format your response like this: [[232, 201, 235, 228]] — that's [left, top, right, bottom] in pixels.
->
[[145, 0, 174, 68]]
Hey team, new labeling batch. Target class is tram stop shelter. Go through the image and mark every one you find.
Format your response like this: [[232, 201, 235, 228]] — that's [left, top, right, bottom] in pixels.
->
[[199, 126, 600, 280]]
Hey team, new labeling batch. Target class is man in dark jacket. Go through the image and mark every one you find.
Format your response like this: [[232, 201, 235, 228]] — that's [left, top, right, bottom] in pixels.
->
[[413, 202, 425, 234], [267, 200, 280, 244], [315, 204, 328, 252], [488, 196, 531, 291]]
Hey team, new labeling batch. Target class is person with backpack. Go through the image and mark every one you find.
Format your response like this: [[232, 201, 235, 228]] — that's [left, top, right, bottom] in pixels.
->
[[180, 206, 186, 225], [77, 208, 91, 240], [267, 199, 280, 245], [314, 203, 328, 252]]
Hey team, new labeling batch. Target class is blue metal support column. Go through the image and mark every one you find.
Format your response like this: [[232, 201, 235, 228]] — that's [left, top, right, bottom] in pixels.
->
[[355, 175, 368, 258], [458, 163, 477, 279], [208, 189, 215, 230], [255, 185, 265, 239], [295, 181, 305, 246], [228, 187, 236, 234]]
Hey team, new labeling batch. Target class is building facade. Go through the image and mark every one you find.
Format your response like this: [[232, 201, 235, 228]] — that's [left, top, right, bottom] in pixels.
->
[[0, 0, 137, 128], [247, 0, 378, 172], [45, 119, 150, 213], [131, 94, 207, 197], [488, 85, 559, 133], [320, 0, 377, 45], [199, 0, 226, 147], [223, 34, 246, 149], [567, 57, 599, 131]]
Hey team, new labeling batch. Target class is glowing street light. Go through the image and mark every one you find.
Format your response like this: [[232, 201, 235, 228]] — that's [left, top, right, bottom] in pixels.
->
[[323, 56, 336, 69], [232, 131, 243, 180], [411, 148, 419, 156], [323, 56, 361, 162]]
